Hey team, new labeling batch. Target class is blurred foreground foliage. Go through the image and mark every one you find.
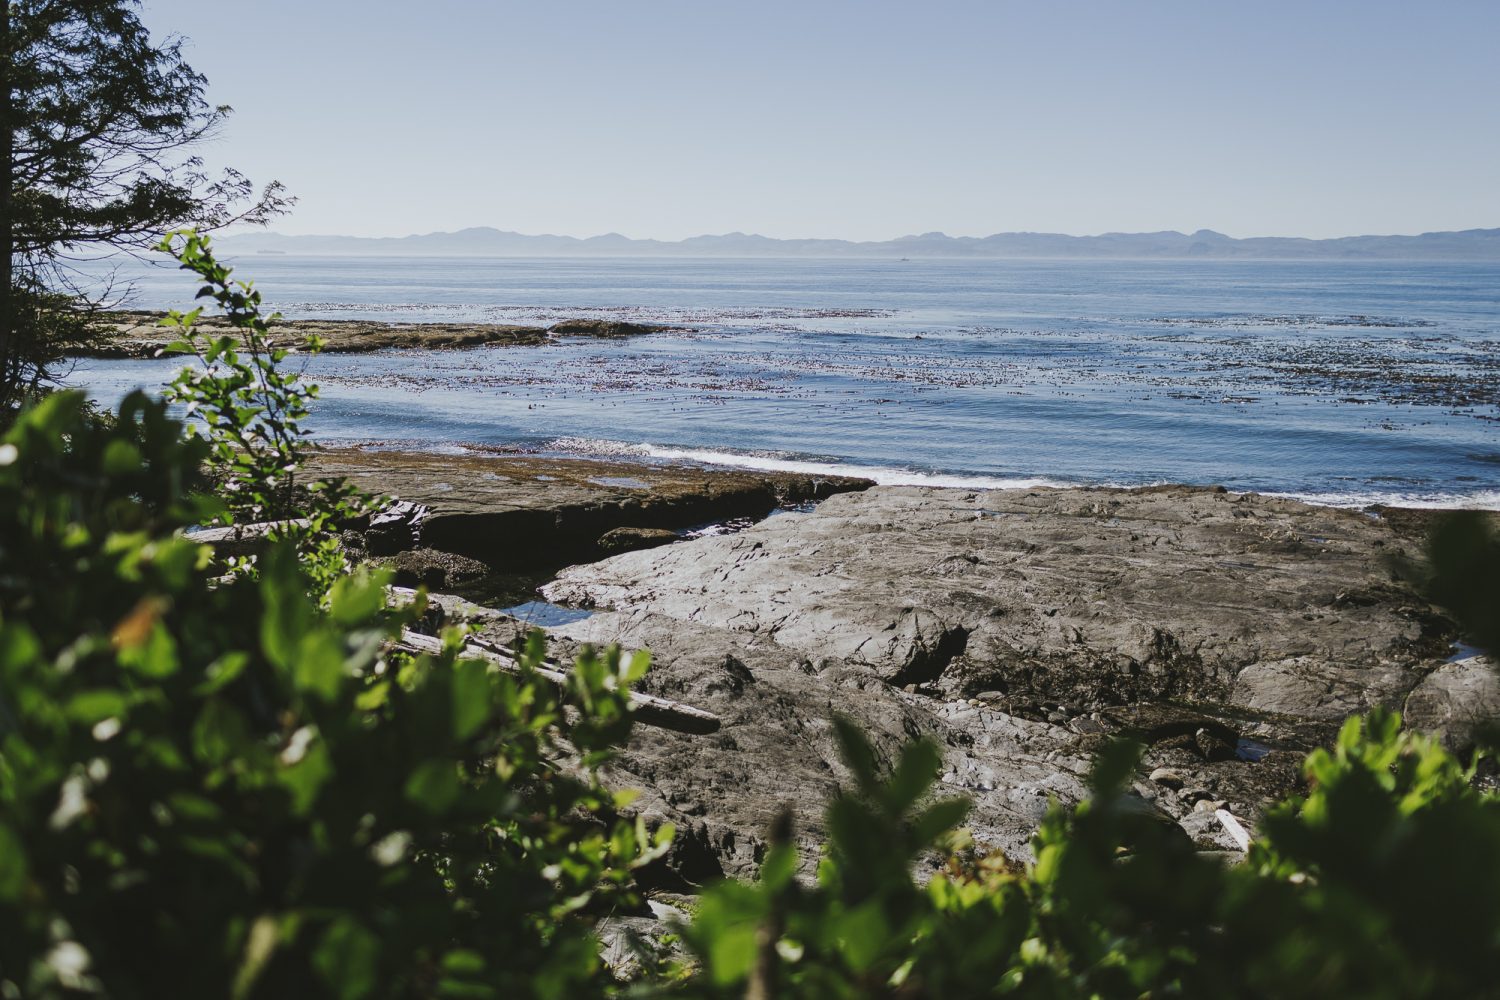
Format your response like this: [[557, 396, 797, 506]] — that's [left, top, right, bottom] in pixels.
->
[[0, 391, 667, 998], [1418, 510, 1500, 658], [2, 239, 1497, 997], [667, 711, 1499, 999]]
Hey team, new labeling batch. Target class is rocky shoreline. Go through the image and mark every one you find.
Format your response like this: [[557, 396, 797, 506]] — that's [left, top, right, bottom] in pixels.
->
[[313, 446, 1497, 883], [69, 311, 677, 358]]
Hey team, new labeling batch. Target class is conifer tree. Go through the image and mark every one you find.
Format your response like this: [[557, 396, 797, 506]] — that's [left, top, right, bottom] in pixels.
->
[[0, 0, 288, 410]]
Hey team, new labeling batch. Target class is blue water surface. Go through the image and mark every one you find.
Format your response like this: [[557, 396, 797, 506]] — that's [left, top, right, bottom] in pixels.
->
[[68, 255, 1500, 507]]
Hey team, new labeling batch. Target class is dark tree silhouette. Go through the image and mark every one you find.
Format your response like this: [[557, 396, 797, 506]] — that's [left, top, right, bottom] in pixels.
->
[[0, 0, 290, 410]]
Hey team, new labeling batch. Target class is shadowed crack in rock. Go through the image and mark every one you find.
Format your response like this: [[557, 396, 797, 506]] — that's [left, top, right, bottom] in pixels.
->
[[888, 620, 971, 687]]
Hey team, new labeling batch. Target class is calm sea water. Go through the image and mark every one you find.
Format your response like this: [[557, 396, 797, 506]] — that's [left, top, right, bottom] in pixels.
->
[[70, 255, 1500, 508]]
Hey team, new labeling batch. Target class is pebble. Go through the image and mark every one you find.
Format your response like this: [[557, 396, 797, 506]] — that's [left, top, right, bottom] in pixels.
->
[[1149, 767, 1186, 789]]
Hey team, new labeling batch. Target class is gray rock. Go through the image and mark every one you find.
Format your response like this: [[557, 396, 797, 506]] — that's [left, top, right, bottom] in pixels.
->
[[1194, 727, 1238, 763], [1178, 809, 1247, 853], [1149, 767, 1186, 789], [545, 485, 1447, 717], [599, 526, 679, 556], [387, 547, 489, 590], [1403, 655, 1500, 752], [596, 899, 689, 981], [190, 518, 308, 559], [463, 484, 1480, 885], [388, 586, 516, 628], [476, 609, 1095, 878], [365, 499, 430, 555], [1230, 656, 1416, 720], [309, 449, 871, 568]]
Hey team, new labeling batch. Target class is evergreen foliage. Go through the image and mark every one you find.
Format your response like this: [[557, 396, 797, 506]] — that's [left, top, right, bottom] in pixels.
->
[[0, 0, 289, 409]]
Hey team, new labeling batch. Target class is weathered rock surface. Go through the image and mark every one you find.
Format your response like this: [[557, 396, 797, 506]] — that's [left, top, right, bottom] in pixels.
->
[[545, 485, 1451, 716], [1403, 654, 1500, 752], [511, 484, 1483, 880], [70, 312, 675, 358], [599, 526, 680, 555], [471, 609, 1095, 880], [364, 499, 431, 556], [308, 448, 873, 567], [459, 602, 1316, 883], [385, 547, 490, 591]]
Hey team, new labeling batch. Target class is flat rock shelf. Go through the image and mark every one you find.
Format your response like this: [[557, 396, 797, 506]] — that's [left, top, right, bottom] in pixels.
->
[[235, 451, 1498, 886], [308, 447, 873, 566], [528, 483, 1499, 880]]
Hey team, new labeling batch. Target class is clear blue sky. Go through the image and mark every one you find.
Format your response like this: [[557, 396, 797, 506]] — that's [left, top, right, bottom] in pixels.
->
[[141, 0, 1500, 241]]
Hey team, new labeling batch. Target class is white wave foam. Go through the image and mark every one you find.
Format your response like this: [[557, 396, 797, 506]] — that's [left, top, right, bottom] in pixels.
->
[[639, 445, 1068, 490], [1265, 489, 1500, 511], [541, 437, 1500, 510], [546, 436, 655, 458], [544, 438, 1063, 489]]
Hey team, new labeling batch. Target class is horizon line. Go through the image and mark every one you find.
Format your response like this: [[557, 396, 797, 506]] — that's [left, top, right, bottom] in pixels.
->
[[228, 224, 1500, 244]]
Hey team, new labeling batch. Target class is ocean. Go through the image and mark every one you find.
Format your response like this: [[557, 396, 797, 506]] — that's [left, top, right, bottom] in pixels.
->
[[68, 254, 1500, 509]]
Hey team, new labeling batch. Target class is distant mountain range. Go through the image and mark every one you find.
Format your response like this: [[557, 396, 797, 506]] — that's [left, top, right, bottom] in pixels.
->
[[215, 226, 1500, 260]]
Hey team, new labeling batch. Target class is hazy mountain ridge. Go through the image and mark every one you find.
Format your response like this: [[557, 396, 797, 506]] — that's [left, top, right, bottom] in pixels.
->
[[217, 225, 1500, 259]]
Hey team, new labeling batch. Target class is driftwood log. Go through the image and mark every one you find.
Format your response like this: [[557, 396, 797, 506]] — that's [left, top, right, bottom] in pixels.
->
[[186, 519, 310, 558], [397, 628, 721, 736]]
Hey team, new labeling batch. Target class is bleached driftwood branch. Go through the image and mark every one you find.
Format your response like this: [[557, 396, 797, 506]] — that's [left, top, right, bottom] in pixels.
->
[[396, 628, 721, 736]]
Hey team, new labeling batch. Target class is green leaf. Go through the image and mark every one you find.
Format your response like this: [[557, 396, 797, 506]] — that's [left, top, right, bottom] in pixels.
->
[[759, 842, 798, 891], [0, 824, 26, 901], [912, 797, 972, 849], [886, 738, 941, 814], [260, 544, 315, 670], [1087, 737, 1144, 798], [833, 715, 879, 793], [355, 680, 391, 712], [404, 760, 463, 813], [118, 622, 180, 679], [195, 652, 250, 695], [192, 699, 250, 766], [313, 918, 380, 1000], [328, 572, 386, 627], [64, 689, 128, 725], [102, 439, 143, 475], [0, 623, 42, 670], [451, 659, 492, 741], [292, 631, 346, 702], [706, 923, 759, 987], [837, 901, 892, 973], [280, 737, 334, 816]]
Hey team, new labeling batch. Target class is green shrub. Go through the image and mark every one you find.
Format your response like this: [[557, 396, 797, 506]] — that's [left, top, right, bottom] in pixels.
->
[[667, 711, 1500, 999], [159, 230, 377, 591], [0, 390, 667, 998], [1418, 510, 1500, 657]]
